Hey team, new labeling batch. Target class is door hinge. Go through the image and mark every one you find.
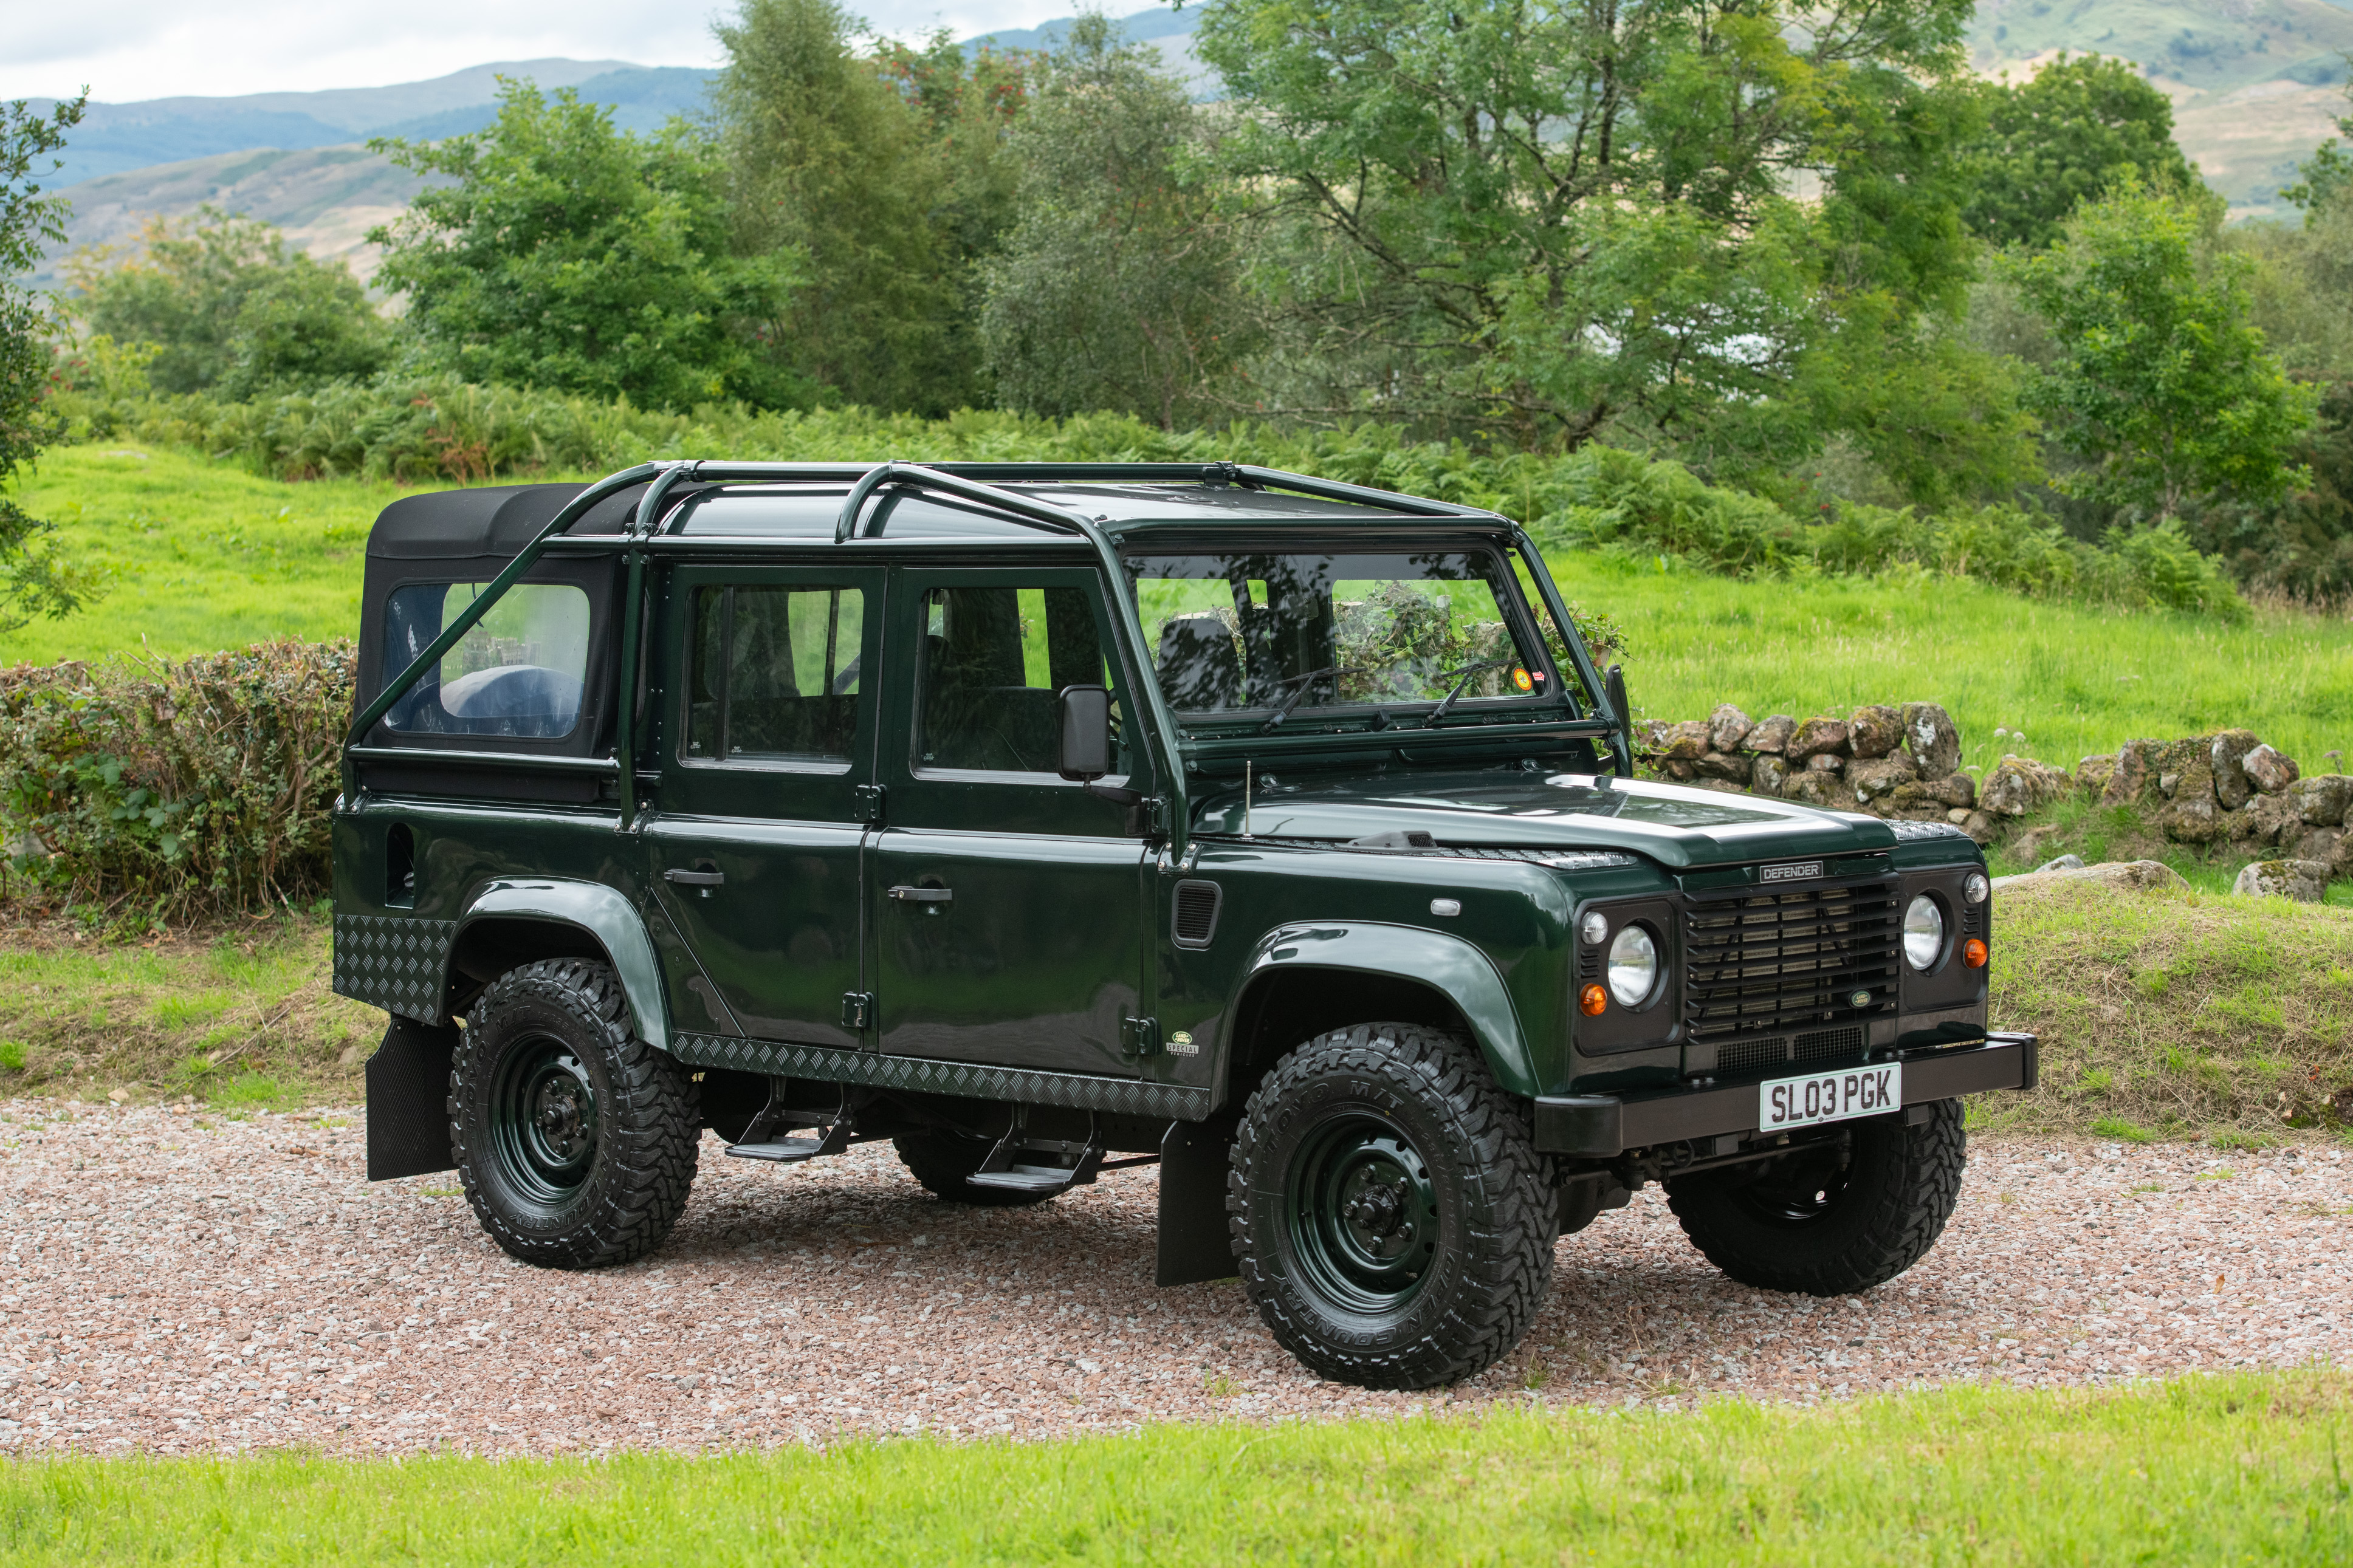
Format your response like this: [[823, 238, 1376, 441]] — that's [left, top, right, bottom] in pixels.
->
[[854, 784, 885, 824], [840, 991, 874, 1031], [1121, 1015, 1161, 1058]]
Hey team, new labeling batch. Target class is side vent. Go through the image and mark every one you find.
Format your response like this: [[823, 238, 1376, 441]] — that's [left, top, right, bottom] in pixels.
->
[[1172, 879, 1223, 949]]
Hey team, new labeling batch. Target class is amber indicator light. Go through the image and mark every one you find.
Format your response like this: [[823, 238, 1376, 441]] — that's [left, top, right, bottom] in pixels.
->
[[1963, 938, 1988, 968], [1579, 983, 1607, 1016]]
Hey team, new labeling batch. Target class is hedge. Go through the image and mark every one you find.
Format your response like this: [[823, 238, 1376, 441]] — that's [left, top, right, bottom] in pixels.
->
[[0, 640, 353, 920]]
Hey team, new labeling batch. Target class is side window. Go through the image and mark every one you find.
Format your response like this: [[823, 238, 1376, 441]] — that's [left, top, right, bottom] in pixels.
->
[[685, 584, 864, 764], [383, 582, 590, 739], [916, 583, 1129, 775]]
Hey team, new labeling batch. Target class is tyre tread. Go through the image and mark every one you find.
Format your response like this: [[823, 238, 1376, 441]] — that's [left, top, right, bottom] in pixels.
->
[[1227, 1023, 1554, 1389], [450, 959, 698, 1270]]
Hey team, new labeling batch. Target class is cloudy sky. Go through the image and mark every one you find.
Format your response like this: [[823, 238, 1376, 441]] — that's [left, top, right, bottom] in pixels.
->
[[4, 0, 1073, 102]]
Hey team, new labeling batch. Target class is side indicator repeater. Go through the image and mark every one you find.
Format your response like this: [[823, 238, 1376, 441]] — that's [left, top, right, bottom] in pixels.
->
[[1579, 983, 1607, 1016]]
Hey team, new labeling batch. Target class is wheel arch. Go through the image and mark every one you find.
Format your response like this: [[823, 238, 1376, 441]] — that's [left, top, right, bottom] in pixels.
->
[[450, 878, 671, 1052], [1217, 922, 1538, 1103]]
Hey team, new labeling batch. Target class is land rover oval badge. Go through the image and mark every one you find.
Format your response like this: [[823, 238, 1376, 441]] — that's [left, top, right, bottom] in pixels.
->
[[1760, 860, 1824, 883]]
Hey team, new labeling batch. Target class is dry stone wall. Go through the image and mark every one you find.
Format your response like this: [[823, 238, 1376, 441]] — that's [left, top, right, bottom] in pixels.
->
[[1634, 709, 2351, 876]]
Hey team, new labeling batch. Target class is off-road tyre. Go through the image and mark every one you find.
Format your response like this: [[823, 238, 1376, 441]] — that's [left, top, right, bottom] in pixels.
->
[[1666, 1097, 1966, 1295], [1229, 1023, 1556, 1389], [451, 959, 699, 1269], [892, 1131, 1061, 1207]]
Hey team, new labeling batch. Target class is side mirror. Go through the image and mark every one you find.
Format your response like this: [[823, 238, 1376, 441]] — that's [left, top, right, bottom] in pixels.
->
[[1057, 685, 1113, 782]]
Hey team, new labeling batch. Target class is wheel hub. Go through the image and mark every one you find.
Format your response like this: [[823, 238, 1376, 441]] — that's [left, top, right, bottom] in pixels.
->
[[489, 1038, 600, 1208], [1288, 1119, 1438, 1313]]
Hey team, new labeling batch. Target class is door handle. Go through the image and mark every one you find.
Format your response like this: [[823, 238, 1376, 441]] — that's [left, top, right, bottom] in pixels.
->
[[664, 868, 725, 887], [888, 885, 953, 905]]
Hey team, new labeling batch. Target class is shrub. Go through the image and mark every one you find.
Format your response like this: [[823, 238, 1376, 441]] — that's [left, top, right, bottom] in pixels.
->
[[0, 640, 354, 919], [40, 375, 2253, 620]]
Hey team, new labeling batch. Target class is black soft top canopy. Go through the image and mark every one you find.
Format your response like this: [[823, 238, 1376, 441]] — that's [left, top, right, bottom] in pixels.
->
[[365, 482, 649, 564]]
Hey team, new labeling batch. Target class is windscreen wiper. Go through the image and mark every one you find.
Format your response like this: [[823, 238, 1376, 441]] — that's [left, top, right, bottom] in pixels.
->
[[1258, 664, 1367, 733], [1424, 658, 1517, 726]]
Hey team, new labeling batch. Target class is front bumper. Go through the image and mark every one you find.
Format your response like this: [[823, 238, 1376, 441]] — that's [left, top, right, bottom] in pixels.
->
[[1534, 1030, 2038, 1159]]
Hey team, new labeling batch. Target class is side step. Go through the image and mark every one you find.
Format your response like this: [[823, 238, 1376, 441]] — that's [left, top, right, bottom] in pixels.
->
[[966, 1109, 1103, 1196], [724, 1087, 855, 1165]]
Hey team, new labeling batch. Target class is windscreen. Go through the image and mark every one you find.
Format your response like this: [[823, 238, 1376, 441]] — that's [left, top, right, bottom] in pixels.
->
[[1125, 550, 1556, 721]]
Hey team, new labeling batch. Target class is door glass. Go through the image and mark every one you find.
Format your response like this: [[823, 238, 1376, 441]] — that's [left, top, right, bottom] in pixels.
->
[[685, 585, 864, 763], [916, 584, 1130, 774]]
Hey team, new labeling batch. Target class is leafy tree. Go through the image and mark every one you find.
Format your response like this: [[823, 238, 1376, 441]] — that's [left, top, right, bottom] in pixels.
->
[[0, 94, 104, 631], [64, 208, 391, 399], [713, 0, 1028, 415], [2281, 69, 2352, 219], [2013, 179, 2317, 522], [373, 81, 796, 411], [1958, 53, 2197, 251], [1191, 0, 2010, 485], [980, 13, 1249, 428]]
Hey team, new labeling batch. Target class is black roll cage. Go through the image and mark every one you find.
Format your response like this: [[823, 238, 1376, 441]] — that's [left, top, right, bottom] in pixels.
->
[[341, 460, 1635, 853]]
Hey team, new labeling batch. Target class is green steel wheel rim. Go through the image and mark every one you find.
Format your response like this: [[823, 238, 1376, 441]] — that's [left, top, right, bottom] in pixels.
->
[[1285, 1112, 1439, 1316], [489, 1035, 600, 1211]]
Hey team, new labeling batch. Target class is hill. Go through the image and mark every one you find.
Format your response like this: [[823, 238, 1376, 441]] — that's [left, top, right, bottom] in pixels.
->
[[30, 0, 2353, 293], [32, 63, 720, 288]]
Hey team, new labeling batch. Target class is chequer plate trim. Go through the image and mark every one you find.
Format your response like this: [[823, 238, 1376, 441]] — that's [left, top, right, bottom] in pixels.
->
[[331, 914, 456, 1024], [668, 1033, 1214, 1120]]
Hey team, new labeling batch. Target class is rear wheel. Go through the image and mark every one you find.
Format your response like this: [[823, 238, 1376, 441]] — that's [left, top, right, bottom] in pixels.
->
[[450, 959, 699, 1268], [893, 1129, 1061, 1207], [1666, 1098, 1965, 1295], [1229, 1022, 1555, 1389]]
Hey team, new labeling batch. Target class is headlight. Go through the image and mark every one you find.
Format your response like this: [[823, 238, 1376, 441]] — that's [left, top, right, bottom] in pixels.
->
[[1607, 924, 1658, 1007], [1903, 894, 1946, 971], [1964, 872, 1990, 904]]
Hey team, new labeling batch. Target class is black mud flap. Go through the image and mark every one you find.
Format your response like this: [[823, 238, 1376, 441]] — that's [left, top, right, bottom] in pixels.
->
[[1156, 1115, 1238, 1287], [366, 1017, 459, 1182]]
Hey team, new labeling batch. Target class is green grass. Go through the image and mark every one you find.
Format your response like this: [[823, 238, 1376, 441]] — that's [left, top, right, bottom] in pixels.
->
[[18, 445, 2353, 782], [1983, 878, 2353, 1138], [0, 913, 372, 1107], [1, 1371, 2346, 1563], [1556, 552, 2353, 778], [1, 445, 408, 665]]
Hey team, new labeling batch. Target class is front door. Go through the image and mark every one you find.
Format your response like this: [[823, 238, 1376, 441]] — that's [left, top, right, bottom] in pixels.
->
[[869, 567, 1152, 1077], [644, 566, 883, 1047]]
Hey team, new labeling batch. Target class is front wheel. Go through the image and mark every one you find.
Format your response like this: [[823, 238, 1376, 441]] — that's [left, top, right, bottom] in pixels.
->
[[1229, 1023, 1556, 1389], [1666, 1098, 1966, 1295], [451, 958, 699, 1268]]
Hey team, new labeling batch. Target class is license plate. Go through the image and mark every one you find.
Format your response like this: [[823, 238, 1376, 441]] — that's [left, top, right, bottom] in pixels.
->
[[1758, 1062, 1903, 1132]]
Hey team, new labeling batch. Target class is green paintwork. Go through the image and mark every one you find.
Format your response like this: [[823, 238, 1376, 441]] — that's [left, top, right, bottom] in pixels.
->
[[1230, 920, 1539, 1097], [334, 460, 1989, 1129], [462, 880, 672, 1053]]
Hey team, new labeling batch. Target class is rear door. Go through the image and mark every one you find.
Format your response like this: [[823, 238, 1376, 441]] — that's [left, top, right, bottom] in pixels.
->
[[644, 565, 884, 1047], [867, 566, 1152, 1077]]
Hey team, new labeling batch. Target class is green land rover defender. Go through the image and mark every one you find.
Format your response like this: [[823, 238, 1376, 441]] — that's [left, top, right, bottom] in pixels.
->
[[333, 460, 2035, 1389]]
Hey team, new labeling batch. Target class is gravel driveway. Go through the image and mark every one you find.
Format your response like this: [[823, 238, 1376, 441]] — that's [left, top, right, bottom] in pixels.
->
[[4, 1099, 2347, 1455]]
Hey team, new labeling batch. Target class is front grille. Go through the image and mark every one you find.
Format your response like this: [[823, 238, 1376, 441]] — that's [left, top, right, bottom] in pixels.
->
[[1685, 880, 1899, 1044], [1792, 1025, 1866, 1066], [1716, 1037, 1790, 1077]]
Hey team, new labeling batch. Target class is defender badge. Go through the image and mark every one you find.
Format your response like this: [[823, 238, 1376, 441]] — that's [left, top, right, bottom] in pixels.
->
[[1760, 860, 1824, 883]]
